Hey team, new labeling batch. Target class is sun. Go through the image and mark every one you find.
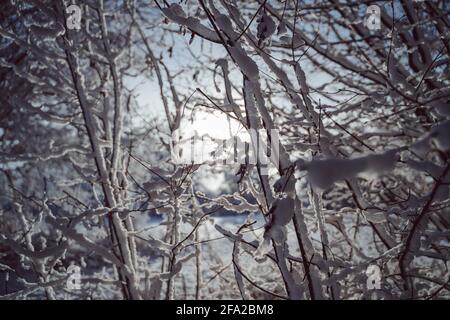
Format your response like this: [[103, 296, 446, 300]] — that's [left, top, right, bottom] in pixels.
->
[[171, 107, 249, 165]]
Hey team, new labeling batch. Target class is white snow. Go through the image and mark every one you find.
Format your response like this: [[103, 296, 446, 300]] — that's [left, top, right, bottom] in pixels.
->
[[229, 46, 259, 80], [256, 12, 276, 45]]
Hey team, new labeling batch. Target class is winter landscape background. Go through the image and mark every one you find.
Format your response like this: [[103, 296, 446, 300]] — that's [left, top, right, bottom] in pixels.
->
[[0, 0, 449, 300]]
